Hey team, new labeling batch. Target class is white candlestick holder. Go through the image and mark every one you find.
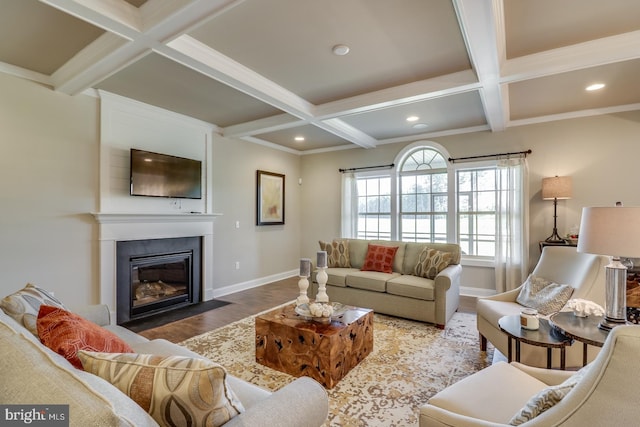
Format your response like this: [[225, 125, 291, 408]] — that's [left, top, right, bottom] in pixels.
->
[[296, 276, 310, 306], [315, 267, 329, 303]]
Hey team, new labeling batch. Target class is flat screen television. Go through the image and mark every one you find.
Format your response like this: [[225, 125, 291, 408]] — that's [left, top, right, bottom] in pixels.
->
[[130, 149, 202, 199]]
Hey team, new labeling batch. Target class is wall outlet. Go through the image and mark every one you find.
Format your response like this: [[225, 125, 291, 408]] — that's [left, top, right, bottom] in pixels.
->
[[235, 261, 240, 270], [235, 221, 240, 229]]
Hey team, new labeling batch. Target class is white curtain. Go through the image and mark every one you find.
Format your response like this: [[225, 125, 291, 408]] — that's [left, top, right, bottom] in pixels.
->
[[495, 157, 530, 293], [341, 173, 357, 238]]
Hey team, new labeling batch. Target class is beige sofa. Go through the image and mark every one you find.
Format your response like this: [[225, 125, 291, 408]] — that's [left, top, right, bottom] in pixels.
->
[[0, 292, 328, 427], [311, 239, 461, 327]]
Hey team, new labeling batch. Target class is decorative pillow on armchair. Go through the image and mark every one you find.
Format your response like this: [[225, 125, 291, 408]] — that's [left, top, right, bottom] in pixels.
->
[[319, 240, 351, 268], [516, 275, 574, 315], [414, 247, 453, 279], [78, 351, 245, 427], [361, 244, 399, 273]]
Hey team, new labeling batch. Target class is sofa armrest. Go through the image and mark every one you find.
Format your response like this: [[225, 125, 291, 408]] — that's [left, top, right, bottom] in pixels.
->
[[71, 304, 111, 326], [224, 377, 328, 427], [434, 263, 461, 293]]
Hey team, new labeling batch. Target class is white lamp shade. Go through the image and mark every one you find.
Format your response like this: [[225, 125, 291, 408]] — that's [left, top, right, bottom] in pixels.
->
[[541, 176, 572, 200], [577, 207, 640, 258]]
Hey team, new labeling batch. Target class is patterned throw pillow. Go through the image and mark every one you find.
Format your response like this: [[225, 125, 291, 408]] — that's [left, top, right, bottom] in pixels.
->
[[509, 364, 591, 425], [0, 283, 66, 335], [414, 248, 453, 279], [361, 244, 399, 273], [516, 275, 574, 315], [77, 351, 245, 427], [319, 240, 351, 268], [37, 305, 134, 369]]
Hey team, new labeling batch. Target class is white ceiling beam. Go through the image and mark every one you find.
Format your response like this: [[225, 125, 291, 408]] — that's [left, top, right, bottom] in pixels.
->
[[224, 114, 305, 138], [454, 0, 506, 132], [502, 30, 640, 83], [44, 0, 243, 94]]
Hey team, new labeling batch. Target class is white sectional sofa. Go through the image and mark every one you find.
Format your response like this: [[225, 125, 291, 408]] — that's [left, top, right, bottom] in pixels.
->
[[0, 285, 328, 427], [312, 239, 462, 327]]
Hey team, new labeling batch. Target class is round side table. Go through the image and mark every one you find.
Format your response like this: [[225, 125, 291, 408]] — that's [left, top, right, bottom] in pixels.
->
[[549, 311, 608, 367], [498, 314, 572, 369]]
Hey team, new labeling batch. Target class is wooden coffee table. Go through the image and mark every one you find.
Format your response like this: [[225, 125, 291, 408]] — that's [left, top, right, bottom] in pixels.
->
[[255, 303, 373, 388]]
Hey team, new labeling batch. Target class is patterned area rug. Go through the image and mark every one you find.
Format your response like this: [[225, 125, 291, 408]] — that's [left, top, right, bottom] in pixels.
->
[[180, 309, 493, 427]]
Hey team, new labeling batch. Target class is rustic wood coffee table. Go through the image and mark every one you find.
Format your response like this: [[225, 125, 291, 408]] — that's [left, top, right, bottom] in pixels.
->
[[255, 303, 373, 388]]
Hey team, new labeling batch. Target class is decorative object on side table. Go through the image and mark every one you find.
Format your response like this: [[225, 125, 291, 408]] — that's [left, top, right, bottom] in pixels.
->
[[542, 175, 572, 243], [577, 205, 640, 330], [315, 250, 329, 303], [296, 258, 311, 306], [565, 298, 605, 318]]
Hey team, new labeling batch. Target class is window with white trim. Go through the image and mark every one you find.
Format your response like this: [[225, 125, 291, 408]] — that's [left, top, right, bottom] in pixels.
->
[[346, 143, 510, 259]]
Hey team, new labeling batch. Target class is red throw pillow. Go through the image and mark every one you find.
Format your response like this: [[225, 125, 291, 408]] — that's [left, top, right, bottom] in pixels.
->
[[361, 244, 399, 273], [37, 305, 134, 369]]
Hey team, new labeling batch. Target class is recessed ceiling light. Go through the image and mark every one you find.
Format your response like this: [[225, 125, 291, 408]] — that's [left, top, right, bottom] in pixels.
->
[[412, 123, 429, 129], [586, 83, 605, 91], [332, 44, 350, 56], [406, 116, 420, 122], [294, 136, 305, 142]]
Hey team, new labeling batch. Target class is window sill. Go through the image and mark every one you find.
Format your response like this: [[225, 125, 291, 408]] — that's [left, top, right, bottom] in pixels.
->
[[460, 257, 494, 268]]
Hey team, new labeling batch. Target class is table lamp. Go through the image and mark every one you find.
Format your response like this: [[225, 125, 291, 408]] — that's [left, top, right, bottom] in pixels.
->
[[577, 206, 640, 330], [542, 176, 572, 243]]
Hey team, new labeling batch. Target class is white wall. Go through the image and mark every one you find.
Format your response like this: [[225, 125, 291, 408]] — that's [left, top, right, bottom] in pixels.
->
[[300, 111, 640, 295]]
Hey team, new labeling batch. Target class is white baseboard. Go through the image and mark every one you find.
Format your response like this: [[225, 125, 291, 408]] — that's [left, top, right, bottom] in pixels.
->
[[207, 270, 298, 299]]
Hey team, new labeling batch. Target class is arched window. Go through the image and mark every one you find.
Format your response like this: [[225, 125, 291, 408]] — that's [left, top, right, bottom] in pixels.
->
[[398, 147, 449, 242]]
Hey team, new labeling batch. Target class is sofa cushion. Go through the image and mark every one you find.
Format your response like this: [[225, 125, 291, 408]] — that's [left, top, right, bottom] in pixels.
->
[[361, 244, 399, 273], [516, 275, 574, 315], [324, 268, 355, 287], [78, 351, 245, 427], [346, 271, 399, 292], [319, 240, 351, 268], [414, 248, 453, 279], [0, 317, 157, 426], [387, 275, 436, 301], [37, 305, 134, 369], [509, 364, 591, 425], [0, 283, 66, 336]]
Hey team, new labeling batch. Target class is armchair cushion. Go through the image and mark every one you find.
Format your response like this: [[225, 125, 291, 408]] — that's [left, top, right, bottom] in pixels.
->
[[515, 275, 574, 315], [508, 364, 590, 425]]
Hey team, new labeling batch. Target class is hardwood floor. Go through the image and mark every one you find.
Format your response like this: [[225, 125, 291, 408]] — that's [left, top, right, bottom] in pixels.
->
[[138, 276, 478, 343]]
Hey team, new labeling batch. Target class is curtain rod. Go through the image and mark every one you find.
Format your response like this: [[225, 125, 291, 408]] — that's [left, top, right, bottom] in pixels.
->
[[339, 163, 394, 173], [448, 149, 531, 163]]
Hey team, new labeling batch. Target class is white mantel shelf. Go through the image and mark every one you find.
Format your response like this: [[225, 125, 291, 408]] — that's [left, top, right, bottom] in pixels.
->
[[92, 212, 222, 224]]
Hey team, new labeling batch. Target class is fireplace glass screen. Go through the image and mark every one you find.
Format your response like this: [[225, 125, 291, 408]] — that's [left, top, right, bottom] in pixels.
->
[[131, 253, 191, 315]]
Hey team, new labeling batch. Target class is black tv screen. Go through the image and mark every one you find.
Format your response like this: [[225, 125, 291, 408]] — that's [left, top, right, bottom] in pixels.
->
[[130, 149, 202, 199]]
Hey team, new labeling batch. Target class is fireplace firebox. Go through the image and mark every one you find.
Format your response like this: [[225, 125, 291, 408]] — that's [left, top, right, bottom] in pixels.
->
[[116, 237, 201, 325]]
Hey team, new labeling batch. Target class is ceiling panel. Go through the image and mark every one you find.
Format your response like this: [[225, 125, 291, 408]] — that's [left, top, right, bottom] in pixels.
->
[[0, 0, 104, 75], [95, 53, 284, 127], [505, 0, 640, 59], [340, 91, 487, 139], [188, 0, 471, 104], [509, 59, 640, 120], [253, 124, 353, 151]]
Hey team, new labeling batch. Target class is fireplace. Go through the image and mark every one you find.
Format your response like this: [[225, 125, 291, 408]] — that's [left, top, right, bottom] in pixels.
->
[[116, 237, 202, 325]]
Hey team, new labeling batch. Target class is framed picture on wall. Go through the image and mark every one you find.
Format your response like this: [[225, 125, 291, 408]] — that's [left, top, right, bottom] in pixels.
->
[[256, 170, 285, 225]]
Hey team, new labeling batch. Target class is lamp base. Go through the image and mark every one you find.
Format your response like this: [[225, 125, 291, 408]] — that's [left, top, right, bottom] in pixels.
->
[[598, 317, 629, 331], [544, 228, 565, 243]]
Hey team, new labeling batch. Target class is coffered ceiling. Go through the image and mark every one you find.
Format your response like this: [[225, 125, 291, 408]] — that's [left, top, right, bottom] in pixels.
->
[[1, 0, 639, 153]]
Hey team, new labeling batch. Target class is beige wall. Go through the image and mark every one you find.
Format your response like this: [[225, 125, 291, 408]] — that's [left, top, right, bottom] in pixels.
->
[[0, 73, 100, 306], [301, 111, 640, 292]]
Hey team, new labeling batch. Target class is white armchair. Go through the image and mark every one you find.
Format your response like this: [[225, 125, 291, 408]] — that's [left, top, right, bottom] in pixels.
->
[[420, 325, 640, 426], [477, 246, 608, 368]]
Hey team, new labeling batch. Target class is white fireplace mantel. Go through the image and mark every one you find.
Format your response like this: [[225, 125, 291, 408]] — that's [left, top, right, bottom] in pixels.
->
[[92, 212, 221, 322]]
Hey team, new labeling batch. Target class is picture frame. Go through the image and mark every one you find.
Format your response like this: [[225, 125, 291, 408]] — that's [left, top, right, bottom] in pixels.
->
[[256, 170, 285, 225]]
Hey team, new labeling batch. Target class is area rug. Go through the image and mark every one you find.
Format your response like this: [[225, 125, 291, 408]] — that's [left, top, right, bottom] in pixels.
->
[[180, 310, 493, 427]]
